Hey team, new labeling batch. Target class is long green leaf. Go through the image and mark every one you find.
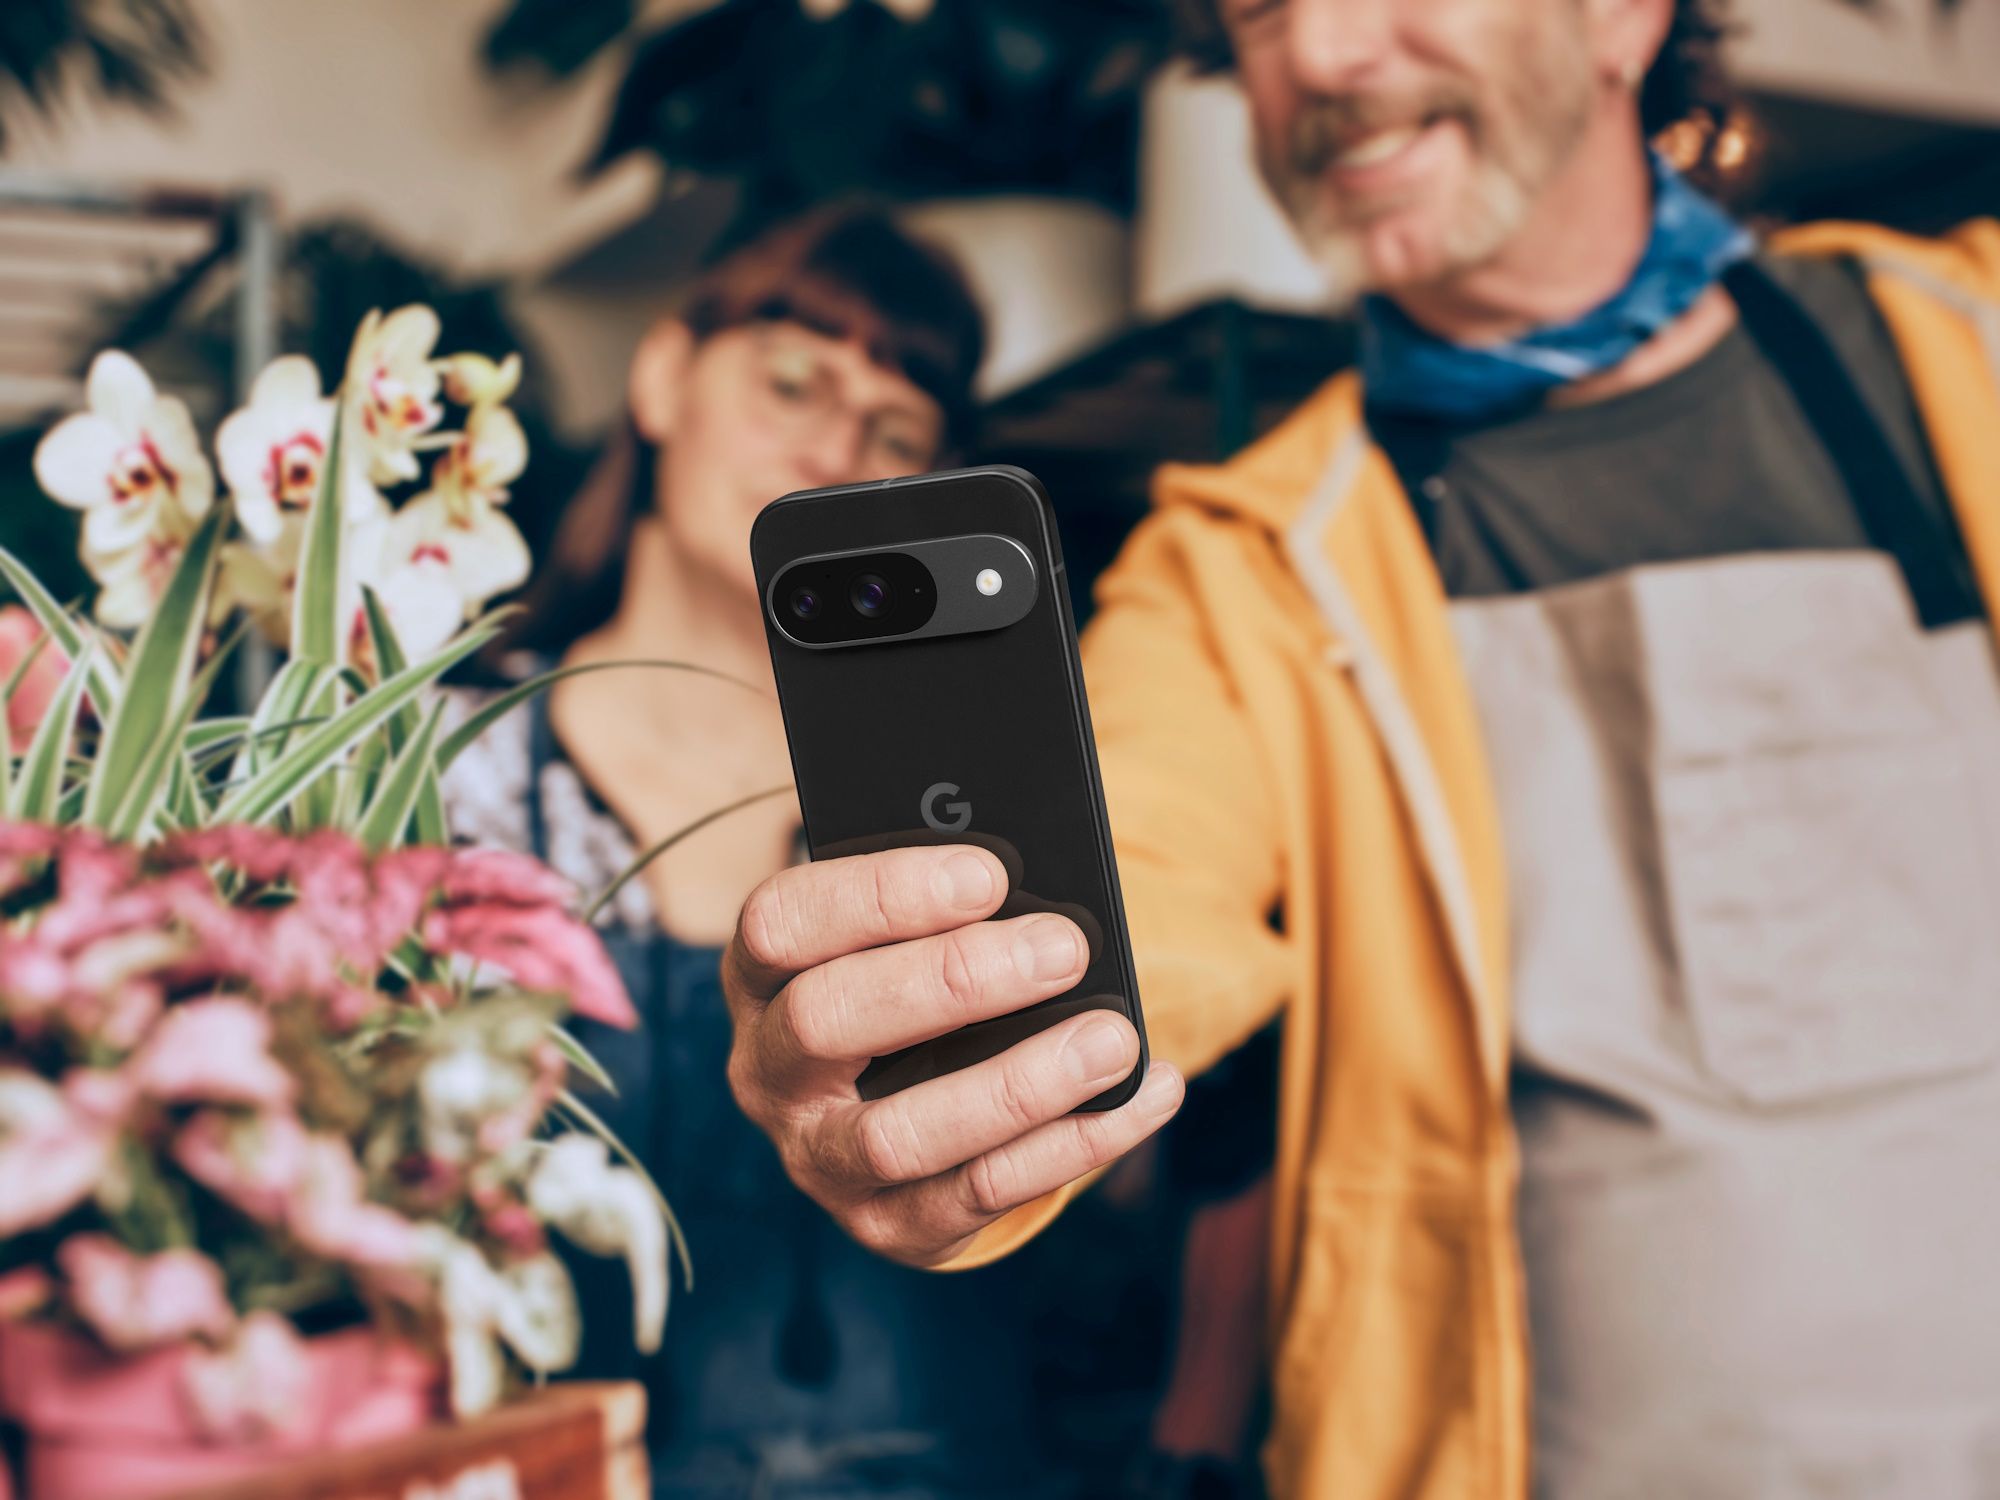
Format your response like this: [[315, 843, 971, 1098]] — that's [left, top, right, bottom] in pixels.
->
[[355, 698, 446, 851], [232, 660, 337, 790], [435, 657, 760, 775], [212, 625, 496, 827], [584, 785, 791, 924], [12, 638, 94, 821], [82, 508, 226, 828], [412, 766, 447, 845], [361, 586, 416, 749], [291, 398, 348, 665], [0, 549, 122, 713], [107, 619, 246, 841], [0, 628, 52, 813], [546, 1023, 617, 1097]]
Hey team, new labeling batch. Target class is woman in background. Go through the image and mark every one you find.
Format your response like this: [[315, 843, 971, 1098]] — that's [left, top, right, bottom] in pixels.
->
[[444, 207, 1057, 1498]]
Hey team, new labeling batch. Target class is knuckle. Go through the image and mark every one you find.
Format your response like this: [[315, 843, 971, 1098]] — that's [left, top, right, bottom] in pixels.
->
[[986, 1057, 1048, 1138], [774, 979, 835, 1064], [853, 1104, 920, 1186], [958, 1150, 1018, 1220], [1064, 1111, 1129, 1173], [862, 856, 902, 938], [932, 928, 986, 1018], [844, 1201, 901, 1258]]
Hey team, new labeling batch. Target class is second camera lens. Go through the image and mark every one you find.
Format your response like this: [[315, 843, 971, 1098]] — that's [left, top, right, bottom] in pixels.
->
[[849, 573, 892, 619], [790, 586, 822, 620]]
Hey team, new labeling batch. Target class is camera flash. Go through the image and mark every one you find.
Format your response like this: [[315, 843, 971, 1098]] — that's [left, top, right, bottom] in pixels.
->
[[976, 568, 1003, 596]]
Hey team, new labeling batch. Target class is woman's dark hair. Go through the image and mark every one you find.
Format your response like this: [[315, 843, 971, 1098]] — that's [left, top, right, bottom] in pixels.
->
[[501, 204, 985, 657], [1172, 0, 1738, 174]]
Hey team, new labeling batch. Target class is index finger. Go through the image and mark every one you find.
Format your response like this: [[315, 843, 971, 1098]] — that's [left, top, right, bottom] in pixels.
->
[[727, 844, 1009, 1004]]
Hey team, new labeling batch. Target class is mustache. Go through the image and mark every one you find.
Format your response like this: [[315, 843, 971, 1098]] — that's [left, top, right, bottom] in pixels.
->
[[1284, 90, 1474, 176]]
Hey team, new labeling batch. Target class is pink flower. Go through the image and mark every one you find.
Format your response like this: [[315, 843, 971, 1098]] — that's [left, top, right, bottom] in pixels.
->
[[131, 997, 294, 1109], [0, 608, 73, 754], [58, 1235, 234, 1353], [173, 1110, 310, 1224], [290, 1135, 426, 1269], [181, 1310, 309, 1441], [0, 1266, 55, 1321], [0, 821, 61, 898], [0, 1069, 121, 1236], [424, 903, 636, 1030], [438, 847, 573, 909]]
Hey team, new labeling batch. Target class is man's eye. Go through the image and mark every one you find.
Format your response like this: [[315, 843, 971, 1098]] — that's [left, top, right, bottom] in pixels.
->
[[769, 372, 812, 401]]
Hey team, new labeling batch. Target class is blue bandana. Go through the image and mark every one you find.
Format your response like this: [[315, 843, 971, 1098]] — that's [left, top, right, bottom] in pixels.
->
[[1357, 151, 1754, 423]]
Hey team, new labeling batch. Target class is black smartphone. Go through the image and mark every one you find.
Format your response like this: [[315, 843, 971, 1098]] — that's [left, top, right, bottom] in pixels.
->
[[751, 464, 1147, 1112]]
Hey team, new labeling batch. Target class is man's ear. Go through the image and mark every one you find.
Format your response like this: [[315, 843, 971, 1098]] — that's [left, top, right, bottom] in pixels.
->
[[1585, 0, 1675, 90], [629, 320, 696, 445]]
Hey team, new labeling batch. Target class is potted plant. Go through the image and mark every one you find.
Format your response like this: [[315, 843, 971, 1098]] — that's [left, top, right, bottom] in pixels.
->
[[0, 309, 688, 1499]]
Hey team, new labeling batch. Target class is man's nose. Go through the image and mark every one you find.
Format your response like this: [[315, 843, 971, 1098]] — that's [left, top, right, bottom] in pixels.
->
[[1287, 0, 1397, 95]]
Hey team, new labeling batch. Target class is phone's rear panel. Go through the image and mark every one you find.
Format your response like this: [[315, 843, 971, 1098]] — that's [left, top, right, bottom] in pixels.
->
[[751, 467, 1144, 1109]]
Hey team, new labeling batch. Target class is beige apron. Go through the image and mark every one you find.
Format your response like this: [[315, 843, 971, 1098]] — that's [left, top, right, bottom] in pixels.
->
[[1452, 550, 2000, 1498]]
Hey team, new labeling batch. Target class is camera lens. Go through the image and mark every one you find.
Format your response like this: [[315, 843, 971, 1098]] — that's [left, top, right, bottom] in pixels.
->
[[849, 573, 892, 619], [789, 586, 822, 621]]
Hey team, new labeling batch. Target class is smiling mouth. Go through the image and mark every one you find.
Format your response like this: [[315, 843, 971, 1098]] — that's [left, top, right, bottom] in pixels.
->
[[1326, 114, 1451, 173]]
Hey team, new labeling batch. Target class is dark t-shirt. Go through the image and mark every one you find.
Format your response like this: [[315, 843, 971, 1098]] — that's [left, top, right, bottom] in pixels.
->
[[1368, 253, 1966, 602]]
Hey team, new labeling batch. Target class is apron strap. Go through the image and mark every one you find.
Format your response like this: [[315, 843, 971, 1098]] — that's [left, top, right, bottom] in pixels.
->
[[1721, 258, 1979, 630]]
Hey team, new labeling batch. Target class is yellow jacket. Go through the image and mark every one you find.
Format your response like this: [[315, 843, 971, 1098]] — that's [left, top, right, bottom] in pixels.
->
[[936, 220, 2000, 1498]]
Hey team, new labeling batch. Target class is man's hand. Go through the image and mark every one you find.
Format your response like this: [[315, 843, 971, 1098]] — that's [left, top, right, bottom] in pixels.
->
[[723, 845, 1185, 1267]]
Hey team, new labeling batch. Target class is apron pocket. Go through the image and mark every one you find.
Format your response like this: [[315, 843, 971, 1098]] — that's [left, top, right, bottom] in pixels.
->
[[1655, 736, 2000, 1106]]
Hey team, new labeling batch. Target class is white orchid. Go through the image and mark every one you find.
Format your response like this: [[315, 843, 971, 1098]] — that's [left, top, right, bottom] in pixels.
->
[[433, 402, 527, 516], [33, 351, 214, 557], [422, 1228, 582, 1418], [217, 356, 385, 544], [439, 352, 521, 410], [347, 306, 445, 486], [527, 1134, 667, 1357], [90, 530, 196, 631], [346, 491, 528, 665]]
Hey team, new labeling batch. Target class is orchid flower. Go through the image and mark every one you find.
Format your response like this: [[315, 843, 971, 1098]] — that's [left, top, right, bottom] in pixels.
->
[[422, 1229, 583, 1416], [526, 1135, 667, 1356], [217, 355, 386, 544], [432, 402, 527, 516], [347, 306, 445, 486], [32, 351, 213, 557], [438, 352, 521, 410]]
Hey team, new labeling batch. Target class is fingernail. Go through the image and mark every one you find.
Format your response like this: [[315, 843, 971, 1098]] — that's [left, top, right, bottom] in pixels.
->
[[1135, 1061, 1183, 1116], [937, 852, 995, 910], [1013, 917, 1082, 982], [1064, 1017, 1132, 1083]]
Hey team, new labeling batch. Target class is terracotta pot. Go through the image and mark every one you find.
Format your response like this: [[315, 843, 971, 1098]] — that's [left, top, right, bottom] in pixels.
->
[[0, 1321, 444, 1500]]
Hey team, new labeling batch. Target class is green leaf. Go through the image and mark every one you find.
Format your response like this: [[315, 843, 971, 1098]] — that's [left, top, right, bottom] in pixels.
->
[[12, 637, 94, 821], [546, 1023, 618, 1097], [435, 657, 760, 775], [232, 660, 338, 789], [211, 625, 497, 827], [0, 548, 122, 713], [291, 398, 348, 665], [584, 784, 791, 924], [412, 766, 447, 845], [360, 586, 417, 752], [106, 618, 246, 841], [0, 627, 52, 814], [82, 508, 226, 829], [356, 697, 446, 851]]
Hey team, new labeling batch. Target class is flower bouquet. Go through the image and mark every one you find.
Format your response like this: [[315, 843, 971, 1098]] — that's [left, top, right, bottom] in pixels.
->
[[0, 311, 686, 1499]]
